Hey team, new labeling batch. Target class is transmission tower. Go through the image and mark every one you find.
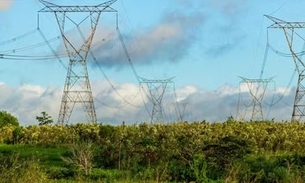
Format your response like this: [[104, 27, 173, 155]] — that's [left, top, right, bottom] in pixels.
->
[[237, 77, 274, 121], [140, 77, 174, 124], [39, 0, 117, 125], [235, 101, 251, 122], [266, 15, 305, 122]]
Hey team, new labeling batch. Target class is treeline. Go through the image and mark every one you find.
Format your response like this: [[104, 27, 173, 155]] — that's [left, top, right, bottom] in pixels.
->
[[1, 120, 305, 153], [2, 120, 305, 182]]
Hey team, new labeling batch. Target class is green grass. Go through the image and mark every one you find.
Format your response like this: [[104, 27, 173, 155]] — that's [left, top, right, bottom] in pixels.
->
[[0, 144, 68, 167], [0, 144, 175, 182]]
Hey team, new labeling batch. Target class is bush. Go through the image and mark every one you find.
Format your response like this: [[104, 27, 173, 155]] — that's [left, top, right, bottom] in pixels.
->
[[0, 153, 47, 183], [46, 166, 76, 180], [235, 154, 305, 183], [203, 136, 252, 180], [89, 169, 127, 181]]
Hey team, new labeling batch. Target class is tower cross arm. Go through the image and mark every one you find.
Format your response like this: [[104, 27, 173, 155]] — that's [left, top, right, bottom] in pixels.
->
[[139, 77, 175, 84], [39, 0, 117, 13], [97, 0, 117, 7], [239, 76, 275, 83], [39, 0, 59, 7], [265, 15, 305, 29]]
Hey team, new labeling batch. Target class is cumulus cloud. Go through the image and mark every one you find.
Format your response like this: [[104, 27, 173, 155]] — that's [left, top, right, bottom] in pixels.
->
[[177, 84, 294, 122], [0, 0, 13, 10], [54, 0, 249, 66], [87, 4, 204, 68], [0, 84, 62, 125], [0, 81, 296, 126]]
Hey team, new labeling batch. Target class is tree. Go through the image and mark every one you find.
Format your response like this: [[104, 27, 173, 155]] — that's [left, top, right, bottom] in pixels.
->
[[36, 111, 53, 126], [61, 141, 94, 176], [12, 126, 23, 144], [202, 136, 252, 180], [0, 110, 19, 128]]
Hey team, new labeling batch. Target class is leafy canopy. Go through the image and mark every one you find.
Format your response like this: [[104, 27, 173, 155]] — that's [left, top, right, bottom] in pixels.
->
[[0, 110, 19, 128], [36, 111, 53, 126]]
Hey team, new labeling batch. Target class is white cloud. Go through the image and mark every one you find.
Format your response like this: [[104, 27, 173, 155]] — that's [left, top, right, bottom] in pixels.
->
[[86, 5, 204, 68], [0, 81, 296, 125], [175, 85, 198, 101], [0, 84, 60, 126], [275, 86, 292, 95], [17, 84, 45, 98]]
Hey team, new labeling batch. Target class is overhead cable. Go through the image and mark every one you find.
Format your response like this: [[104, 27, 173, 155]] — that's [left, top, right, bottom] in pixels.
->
[[0, 29, 38, 46]]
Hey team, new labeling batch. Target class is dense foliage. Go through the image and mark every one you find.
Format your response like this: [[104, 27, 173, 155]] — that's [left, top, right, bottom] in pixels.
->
[[0, 110, 19, 128], [36, 111, 53, 126], [1, 120, 305, 182]]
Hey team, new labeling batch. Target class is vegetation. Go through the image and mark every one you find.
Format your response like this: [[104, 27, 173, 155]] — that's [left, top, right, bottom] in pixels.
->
[[36, 111, 53, 126], [0, 110, 19, 128], [1, 119, 305, 182]]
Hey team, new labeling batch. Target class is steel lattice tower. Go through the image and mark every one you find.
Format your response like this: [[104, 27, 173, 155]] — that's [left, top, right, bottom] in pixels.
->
[[266, 15, 305, 122], [237, 77, 273, 121], [140, 77, 174, 124], [39, 0, 117, 125]]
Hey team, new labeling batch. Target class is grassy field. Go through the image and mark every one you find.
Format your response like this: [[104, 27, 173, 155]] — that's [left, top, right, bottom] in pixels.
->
[[0, 144, 161, 183], [0, 144, 68, 167], [2, 122, 305, 182]]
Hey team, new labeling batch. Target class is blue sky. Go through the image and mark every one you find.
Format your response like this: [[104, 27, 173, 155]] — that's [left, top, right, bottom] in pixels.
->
[[0, 0, 304, 125]]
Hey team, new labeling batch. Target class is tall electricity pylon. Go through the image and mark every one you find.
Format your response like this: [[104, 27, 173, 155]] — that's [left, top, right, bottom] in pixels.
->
[[237, 77, 273, 121], [266, 15, 305, 122], [39, 0, 117, 125], [140, 77, 174, 124]]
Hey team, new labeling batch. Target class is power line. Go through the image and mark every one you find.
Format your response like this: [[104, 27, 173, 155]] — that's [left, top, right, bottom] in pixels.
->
[[113, 6, 155, 118], [0, 29, 38, 47], [117, 26, 140, 84], [90, 53, 142, 108], [139, 77, 175, 124], [268, 44, 305, 57], [117, 2, 182, 122], [0, 54, 67, 60], [266, 15, 305, 122], [94, 88, 141, 109], [75, 20, 142, 109], [37, 29, 69, 72], [0, 35, 61, 54], [268, 0, 290, 16], [37, 0, 119, 125]]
